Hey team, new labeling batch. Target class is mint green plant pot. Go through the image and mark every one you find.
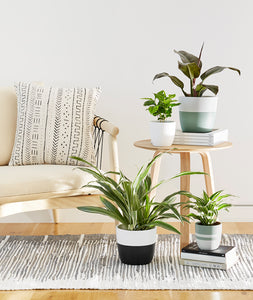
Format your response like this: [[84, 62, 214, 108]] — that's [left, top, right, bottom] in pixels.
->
[[195, 222, 222, 250], [179, 96, 218, 133]]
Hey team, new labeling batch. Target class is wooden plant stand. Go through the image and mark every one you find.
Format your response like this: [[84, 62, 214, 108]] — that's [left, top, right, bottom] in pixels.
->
[[134, 140, 232, 250]]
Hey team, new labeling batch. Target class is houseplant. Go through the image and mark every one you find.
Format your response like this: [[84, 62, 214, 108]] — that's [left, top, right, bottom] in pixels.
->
[[153, 44, 241, 132], [72, 154, 202, 265], [141, 90, 180, 146], [185, 190, 232, 250]]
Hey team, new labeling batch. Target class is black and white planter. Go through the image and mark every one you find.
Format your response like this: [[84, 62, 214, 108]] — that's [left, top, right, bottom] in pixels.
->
[[149, 120, 176, 146], [116, 225, 157, 265], [195, 222, 222, 250]]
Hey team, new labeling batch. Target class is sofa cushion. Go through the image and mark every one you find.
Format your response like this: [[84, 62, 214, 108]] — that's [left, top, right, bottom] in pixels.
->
[[9, 82, 101, 166], [0, 88, 17, 166], [0, 165, 98, 197]]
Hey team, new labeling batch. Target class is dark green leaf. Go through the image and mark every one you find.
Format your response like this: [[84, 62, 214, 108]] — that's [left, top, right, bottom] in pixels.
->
[[201, 66, 241, 81], [174, 49, 202, 69], [178, 62, 200, 79]]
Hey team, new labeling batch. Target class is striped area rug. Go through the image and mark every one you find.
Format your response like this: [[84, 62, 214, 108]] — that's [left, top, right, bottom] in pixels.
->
[[0, 234, 252, 290]]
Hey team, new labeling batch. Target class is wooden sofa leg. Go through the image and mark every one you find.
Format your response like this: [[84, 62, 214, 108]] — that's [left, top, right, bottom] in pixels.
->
[[52, 209, 59, 224]]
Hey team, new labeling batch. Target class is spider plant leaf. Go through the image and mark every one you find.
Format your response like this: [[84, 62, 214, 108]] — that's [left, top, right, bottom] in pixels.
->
[[99, 197, 126, 223], [150, 221, 181, 234], [217, 203, 232, 210], [77, 206, 125, 224], [170, 171, 206, 180], [71, 156, 101, 173], [200, 66, 241, 81]]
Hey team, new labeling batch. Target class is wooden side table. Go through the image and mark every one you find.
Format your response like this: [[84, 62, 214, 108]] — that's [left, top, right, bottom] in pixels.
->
[[134, 140, 232, 250]]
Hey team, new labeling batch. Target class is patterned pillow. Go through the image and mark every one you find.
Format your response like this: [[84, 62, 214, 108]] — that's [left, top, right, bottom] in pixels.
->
[[9, 82, 101, 166]]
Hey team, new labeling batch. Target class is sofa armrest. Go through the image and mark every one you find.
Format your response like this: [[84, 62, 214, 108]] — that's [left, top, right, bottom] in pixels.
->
[[93, 116, 119, 137], [93, 116, 119, 180]]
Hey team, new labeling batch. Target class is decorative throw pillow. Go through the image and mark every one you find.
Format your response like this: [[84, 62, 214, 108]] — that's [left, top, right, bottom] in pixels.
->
[[9, 82, 101, 166]]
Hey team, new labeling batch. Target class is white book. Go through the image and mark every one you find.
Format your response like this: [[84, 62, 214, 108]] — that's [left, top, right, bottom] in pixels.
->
[[174, 129, 229, 146], [179, 257, 238, 270]]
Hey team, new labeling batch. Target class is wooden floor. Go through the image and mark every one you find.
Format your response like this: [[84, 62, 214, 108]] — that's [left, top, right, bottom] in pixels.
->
[[0, 222, 252, 300]]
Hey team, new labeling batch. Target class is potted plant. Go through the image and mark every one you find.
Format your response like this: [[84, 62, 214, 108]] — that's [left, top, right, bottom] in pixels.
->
[[72, 154, 201, 265], [141, 90, 180, 146], [185, 190, 232, 250], [153, 44, 241, 133]]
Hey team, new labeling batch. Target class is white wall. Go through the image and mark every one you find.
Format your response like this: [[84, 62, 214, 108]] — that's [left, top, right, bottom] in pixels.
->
[[0, 0, 252, 222]]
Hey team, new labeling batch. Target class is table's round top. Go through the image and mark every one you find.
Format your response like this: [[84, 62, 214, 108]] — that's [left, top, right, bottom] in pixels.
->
[[134, 140, 232, 153]]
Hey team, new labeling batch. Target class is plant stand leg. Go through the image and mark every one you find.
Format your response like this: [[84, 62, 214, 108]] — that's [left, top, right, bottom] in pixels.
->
[[52, 209, 59, 224], [180, 152, 191, 250], [200, 152, 215, 196], [150, 150, 162, 200]]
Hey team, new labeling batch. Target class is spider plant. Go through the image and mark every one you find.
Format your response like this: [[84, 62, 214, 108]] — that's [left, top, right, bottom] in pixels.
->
[[71, 154, 203, 233], [184, 190, 232, 225], [153, 43, 241, 97]]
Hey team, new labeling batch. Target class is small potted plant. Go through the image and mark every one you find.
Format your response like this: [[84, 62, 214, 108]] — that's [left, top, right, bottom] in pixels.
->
[[153, 44, 240, 133], [72, 154, 201, 265], [185, 190, 232, 250], [141, 90, 180, 146]]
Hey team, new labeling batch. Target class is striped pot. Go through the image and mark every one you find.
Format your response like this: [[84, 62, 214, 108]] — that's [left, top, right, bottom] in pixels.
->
[[179, 96, 218, 133], [195, 222, 222, 250], [116, 225, 157, 265]]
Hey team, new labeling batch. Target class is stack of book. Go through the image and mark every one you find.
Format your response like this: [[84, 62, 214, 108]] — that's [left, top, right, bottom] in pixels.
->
[[173, 129, 228, 146], [180, 242, 238, 270]]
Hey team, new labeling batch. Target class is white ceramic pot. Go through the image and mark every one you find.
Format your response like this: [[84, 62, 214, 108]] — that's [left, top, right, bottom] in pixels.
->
[[150, 120, 176, 146], [116, 225, 157, 265], [195, 222, 222, 250], [179, 96, 218, 133]]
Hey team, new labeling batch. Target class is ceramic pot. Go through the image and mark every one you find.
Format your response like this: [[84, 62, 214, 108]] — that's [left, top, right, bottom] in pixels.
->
[[116, 225, 157, 265], [149, 120, 176, 146], [179, 96, 218, 133], [195, 222, 222, 250]]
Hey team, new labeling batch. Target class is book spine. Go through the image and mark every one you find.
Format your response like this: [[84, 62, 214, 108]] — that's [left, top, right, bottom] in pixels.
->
[[179, 259, 227, 270], [181, 252, 226, 263]]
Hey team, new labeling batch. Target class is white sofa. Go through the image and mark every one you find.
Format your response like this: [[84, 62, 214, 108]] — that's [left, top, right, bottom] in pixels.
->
[[0, 88, 119, 222]]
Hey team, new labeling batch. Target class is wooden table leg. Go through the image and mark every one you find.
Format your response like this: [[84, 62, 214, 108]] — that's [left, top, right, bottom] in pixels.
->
[[200, 152, 215, 196], [180, 152, 191, 250], [150, 151, 162, 200]]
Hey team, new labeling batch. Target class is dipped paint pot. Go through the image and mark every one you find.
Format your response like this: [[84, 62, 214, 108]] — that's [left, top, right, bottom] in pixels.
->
[[179, 96, 218, 133], [116, 225, 157, 265]]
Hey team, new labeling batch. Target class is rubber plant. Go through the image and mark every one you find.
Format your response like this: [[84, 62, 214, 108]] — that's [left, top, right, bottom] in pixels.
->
[[153, 43, 241, 97]]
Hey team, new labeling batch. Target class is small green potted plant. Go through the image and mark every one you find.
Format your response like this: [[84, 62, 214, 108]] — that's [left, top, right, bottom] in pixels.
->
[[141, 90, 180, 146], [72, 154, 202, 265], [185, 190, 232, 250], [153, 44, 240, 133]]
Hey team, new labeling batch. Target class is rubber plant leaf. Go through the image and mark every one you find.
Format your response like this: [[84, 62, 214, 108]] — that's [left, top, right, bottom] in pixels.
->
[[200, 66, 241, 81], [174, 50, 202, 70]]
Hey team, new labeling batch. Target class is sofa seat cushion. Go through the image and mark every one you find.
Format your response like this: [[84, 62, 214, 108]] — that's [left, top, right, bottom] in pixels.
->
[[0, 165, 99, 197]]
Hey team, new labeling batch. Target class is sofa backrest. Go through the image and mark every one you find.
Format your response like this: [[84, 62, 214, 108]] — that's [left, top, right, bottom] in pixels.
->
[[0, 88, 17, 166]]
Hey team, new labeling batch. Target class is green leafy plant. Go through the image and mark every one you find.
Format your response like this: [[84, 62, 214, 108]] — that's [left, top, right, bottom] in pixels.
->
[[141, 90, 180, 121], [71, 154, 203, 233], [153, 44, 241, 97], [184, 190, 232, 225]]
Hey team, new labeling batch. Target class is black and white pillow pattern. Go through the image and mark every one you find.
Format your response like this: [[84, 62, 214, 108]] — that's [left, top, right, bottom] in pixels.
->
[[9, 82, 101, 166]]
